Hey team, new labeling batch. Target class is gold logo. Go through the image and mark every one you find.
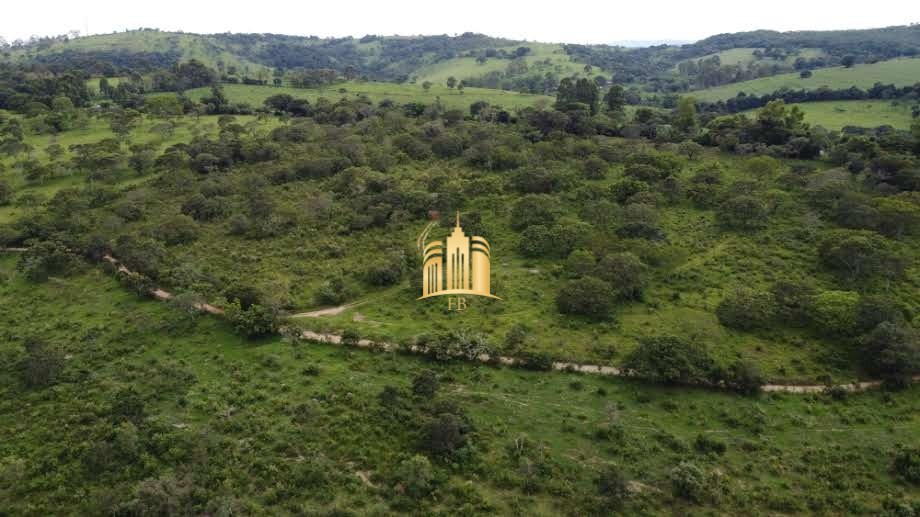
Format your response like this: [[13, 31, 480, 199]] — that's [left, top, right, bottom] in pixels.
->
[[417, 212, 500, 302]]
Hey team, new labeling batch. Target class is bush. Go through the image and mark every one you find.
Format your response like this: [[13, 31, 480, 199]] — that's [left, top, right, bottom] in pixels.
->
[[721, 360, 765, 395], [556, 276, 614, 320], [510, 194, 558, 231], [582, 156, 608, 179], [412, 371, 439, 398], [421, 413, 469, 457], [609, 178, 649, 204], [715, 288, 775, 330], [16, 240, 81, 282], [693, 434, 727, 457], [155, 214, 198, 245], [393, 455, 435, 499], [717, 195, 769, 231], [861, 322, 920, 382], [811, 290, 860, 336], [225, 300, 279, 338], [18, 338, 64, 388], [595, 465, 629, 508], [594, 252, 645, 300], [894, 447, 920, 484], [316, 277, 352, 305], [669, 461, 725, 503], [624, 336, 716, 385], [818, 229, 900, 281]]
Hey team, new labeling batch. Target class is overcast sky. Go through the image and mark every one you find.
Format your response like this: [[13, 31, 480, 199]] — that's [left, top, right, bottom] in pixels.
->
[[3, 0, 918, 45]]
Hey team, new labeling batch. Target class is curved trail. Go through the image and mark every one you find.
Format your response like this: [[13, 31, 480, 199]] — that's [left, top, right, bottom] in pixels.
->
[[2, 247, 916, 394]]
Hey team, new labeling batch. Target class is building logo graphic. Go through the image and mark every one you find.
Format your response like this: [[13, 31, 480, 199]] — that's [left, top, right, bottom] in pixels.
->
[[418, 213, 500, 302]]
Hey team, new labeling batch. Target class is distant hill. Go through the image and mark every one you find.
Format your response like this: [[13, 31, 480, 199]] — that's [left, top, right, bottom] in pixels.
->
[[4, 25, 920, 95]]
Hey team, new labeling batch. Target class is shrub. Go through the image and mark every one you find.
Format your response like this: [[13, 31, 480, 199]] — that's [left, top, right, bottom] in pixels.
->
[[721, 360, 765, 395], [556, 276, 614, 320], [770, 280, 816, 326], [316, 277, 352, 305], [595, 465, 629, 508], [609, 178, 649, 204], [16, 240, 81, 282], [811, 290, 860, 336], [594, 252, 645, 300], [894, 447, 920, 484], [717, 195, 769, 231], [18, 338, 64, 388], [582, 156, 608, 179], [694, 434, 727, 456], [624, 336, 716, 385], [155, 214, 198, 245], [669, 461, 725, 503], [565, 249, 596, 278], [861, 322, 920, 382], [393, 455, 435, 499], [509, 167, 567, 194], [224, 300, 279, 338], [818, 229, 900, 281], [421, 413, 469, 457], [715, 288, 775, 330], [412, 371, 439, 398], [510, 194, 558, 230]]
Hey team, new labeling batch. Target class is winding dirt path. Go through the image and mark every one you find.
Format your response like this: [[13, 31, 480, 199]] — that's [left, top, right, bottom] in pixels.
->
[[2, 247, 916, 394]]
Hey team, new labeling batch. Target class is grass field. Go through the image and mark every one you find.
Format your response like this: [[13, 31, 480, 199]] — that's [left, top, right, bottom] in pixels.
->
[[744, 100, 918, 130], [413, 42, 586, 85], [157, 81, 555, 111], [0, 255, 918, 514], [690, 57, 920, 102]]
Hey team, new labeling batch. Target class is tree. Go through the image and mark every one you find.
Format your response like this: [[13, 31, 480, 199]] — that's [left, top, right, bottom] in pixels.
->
[[678, 140, 704, 160], [624, 336, 716, 385], [422, 81, 432, 92], [818, 229, 900, 280], [811, 290, 860, 336], [861, 322, 919, 383], [556, 276, 614, 320], [108, 108, 141, 141], [16, 240, 81, 281], [893, 447, 920, 484], [0, 180, 11, 205], [841, 55, 856, 68], [603, 84, 626, 114], [800, 70, 813, 79], [446, 76, 457, 89], [18, 338, 64, 388], [715, 288, 775, 330], [718, 195, 769, 231], [595, 465, 629, 508], [224, 300, 279, 338], [674, 97, 699, 134], [594, 252, 645, 300], [393, 455, 434, 499], [421, 413, 468, 456]]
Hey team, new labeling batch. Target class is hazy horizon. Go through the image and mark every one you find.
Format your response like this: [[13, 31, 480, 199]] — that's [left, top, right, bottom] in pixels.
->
[[3, 0, 918, 46]]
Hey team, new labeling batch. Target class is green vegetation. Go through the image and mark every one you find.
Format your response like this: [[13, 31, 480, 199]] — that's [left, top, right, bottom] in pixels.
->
[[156, 81, 554, 111], [0, 258, 918, 515], [1, 24, 919, 515], [692, 58, 920, 102], [745, 100, 918, 130]]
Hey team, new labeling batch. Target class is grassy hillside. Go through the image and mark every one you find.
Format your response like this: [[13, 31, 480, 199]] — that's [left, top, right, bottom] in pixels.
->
[[1, 255, 918, 515], [413, 42, 586, 85], [157, 82, 554, 111], [690, 57, 920, 101], [744, 100, 918, 130]]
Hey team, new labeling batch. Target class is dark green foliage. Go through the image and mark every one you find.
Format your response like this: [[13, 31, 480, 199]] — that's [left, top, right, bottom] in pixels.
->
[[893, 448, 920, 484], [412, 371, 439, 398], [16, 240, 81, 281], [715, 288, 775, 330], [861, 322, 920, 382], [556, 276, 614, 320], [509, 194, 558, 230], [594, 252, 645, 300], [669, 461, 725, 503], [110, 388, 145, 424], [718, 195, 769, 231], [421, 413, 470, 457], [316, 277, 352, 305], [624, 336, 716, 385], [595, 465, 629, 508], [694, 433, 727, 455], [17, 338, 64, 388], [722, 360, 765, 395], [225, 300, 279, 338], [818, 229, 901, 281]]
